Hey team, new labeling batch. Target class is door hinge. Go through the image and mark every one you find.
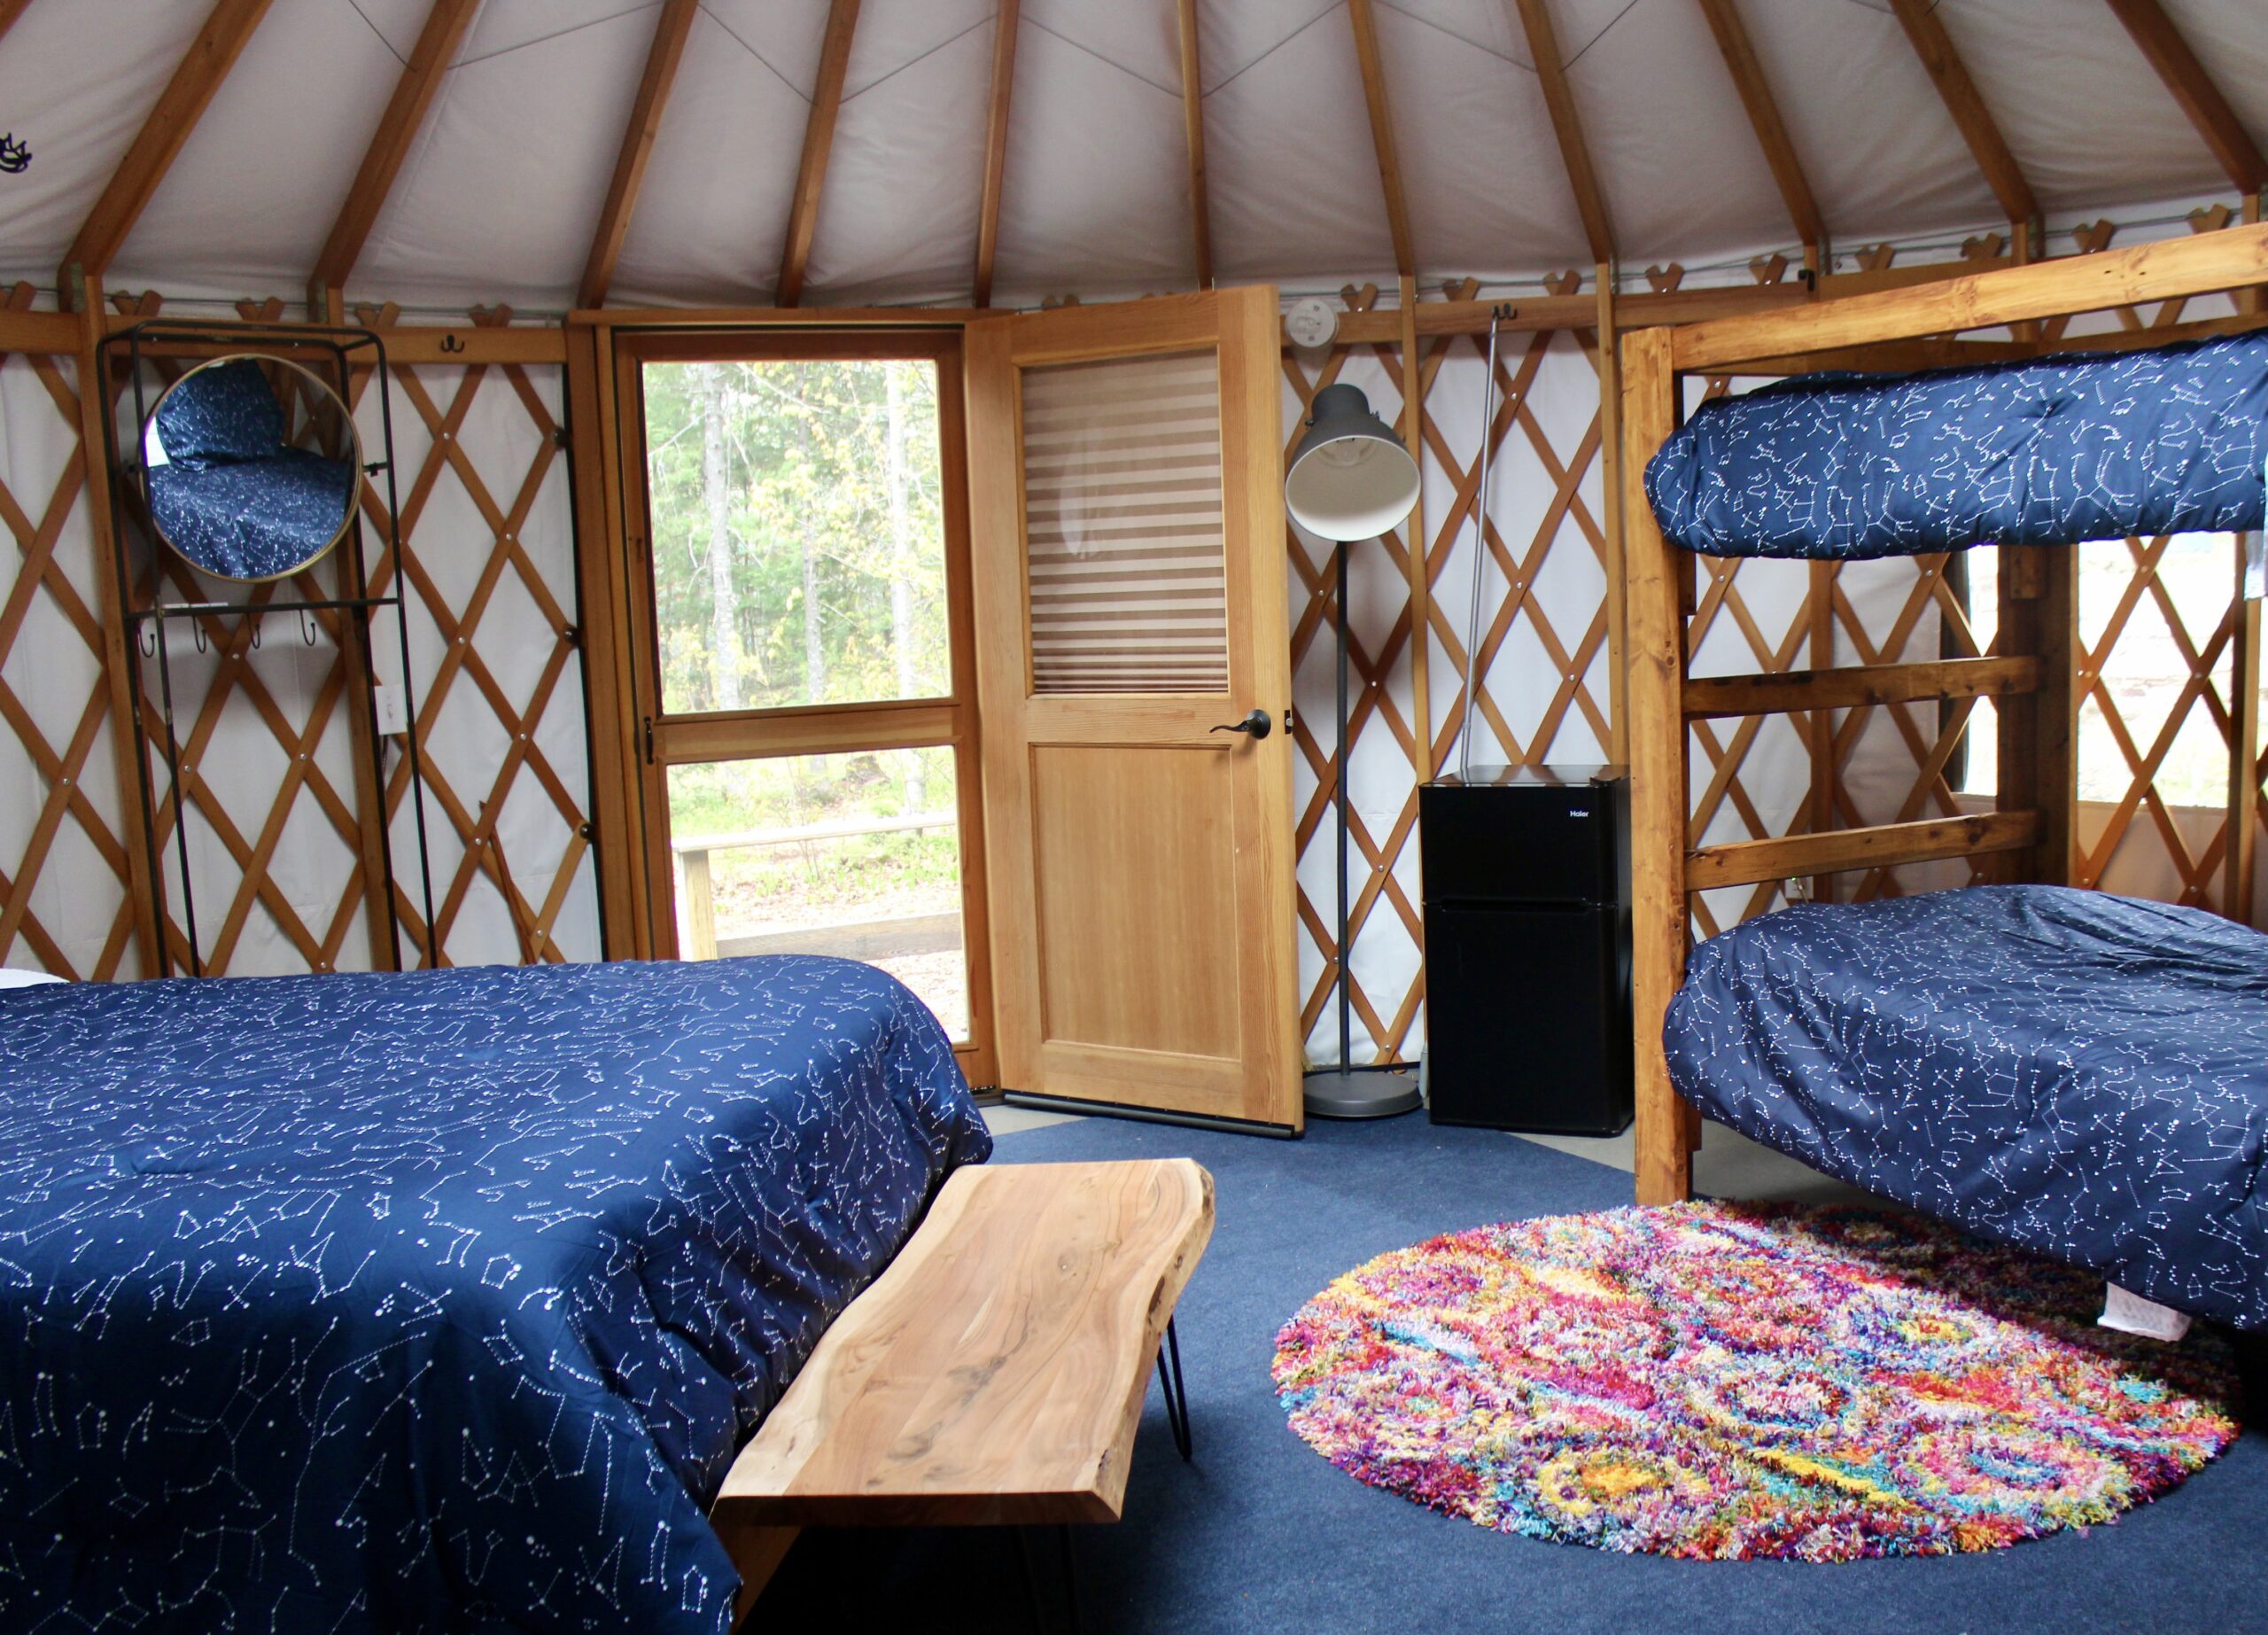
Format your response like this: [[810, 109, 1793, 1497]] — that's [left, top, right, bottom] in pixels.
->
[[642, 716, 656, 766]]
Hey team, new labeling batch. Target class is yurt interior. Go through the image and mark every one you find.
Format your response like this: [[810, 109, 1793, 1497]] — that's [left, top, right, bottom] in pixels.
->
[[4, 2, 2268, 1631]]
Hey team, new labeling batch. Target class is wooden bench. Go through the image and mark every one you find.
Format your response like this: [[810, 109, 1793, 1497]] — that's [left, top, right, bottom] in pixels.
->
[[714, 1158, 1215, 1624]]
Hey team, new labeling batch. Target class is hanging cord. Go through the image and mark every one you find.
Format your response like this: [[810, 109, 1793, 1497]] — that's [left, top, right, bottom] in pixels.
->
[[1457, 307, 1508, 780]]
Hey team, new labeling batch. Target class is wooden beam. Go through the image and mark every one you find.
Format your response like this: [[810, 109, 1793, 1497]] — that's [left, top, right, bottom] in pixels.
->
[[578, 0, 698, 311], [71, 281, 167, 976], [1884, 0, 2038, 225], [58, 0, 276, 300], [1687, 810, 2040, 890], [1513, 0, 1613, 265], [2105, 0, 2267, 195], [973, 0, 1019, 308], [1619, 327, 1689, 1206], [1674, 220, 2268, 370], [1176, 0, 1214, 289], [309, 0, 478, 310], [1347, 0, 1415, 278], [776, 0, 862, 308], [1693, 0, 1824, 253], [1683, 655, 2040, 720]]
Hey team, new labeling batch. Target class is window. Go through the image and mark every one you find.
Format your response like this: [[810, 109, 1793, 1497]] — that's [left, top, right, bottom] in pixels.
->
[[639, 356, 950, 715]]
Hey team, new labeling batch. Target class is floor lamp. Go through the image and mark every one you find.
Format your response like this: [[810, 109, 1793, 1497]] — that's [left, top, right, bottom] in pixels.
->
[[1285, 384, 1425, 1119]]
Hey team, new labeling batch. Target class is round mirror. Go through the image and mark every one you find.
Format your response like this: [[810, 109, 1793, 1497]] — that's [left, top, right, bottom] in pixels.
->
[[142, 354, 361, 583]]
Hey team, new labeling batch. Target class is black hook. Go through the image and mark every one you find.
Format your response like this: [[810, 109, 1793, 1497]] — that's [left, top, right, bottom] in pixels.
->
[[136, 624, 156, 658], [0, 134, 29, 175], [248, 615, 263, 650], [191, 620, 208, 655], [439, 333, 464, 354], [300, 609, 320, 646]]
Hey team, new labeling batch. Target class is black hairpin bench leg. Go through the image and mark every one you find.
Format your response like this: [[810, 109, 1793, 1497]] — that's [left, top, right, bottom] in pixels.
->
[[1156, 1315, 1191, 1461], [1018, 1524, 1081, 1635]]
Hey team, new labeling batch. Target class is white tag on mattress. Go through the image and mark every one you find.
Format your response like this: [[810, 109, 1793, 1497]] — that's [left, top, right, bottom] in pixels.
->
[[2099, 1282, 2192, 1343]]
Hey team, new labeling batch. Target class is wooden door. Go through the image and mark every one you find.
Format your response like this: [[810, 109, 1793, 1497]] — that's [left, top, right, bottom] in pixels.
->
[[966, 288, 1301, 1131]]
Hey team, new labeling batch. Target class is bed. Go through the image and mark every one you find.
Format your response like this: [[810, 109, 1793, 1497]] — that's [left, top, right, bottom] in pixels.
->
[[1666, 885, 2268, 1331], [0, 954, 991, 1633]]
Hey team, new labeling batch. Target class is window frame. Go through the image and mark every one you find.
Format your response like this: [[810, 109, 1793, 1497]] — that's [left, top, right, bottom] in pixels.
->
[[609, 325, 994, 1083]]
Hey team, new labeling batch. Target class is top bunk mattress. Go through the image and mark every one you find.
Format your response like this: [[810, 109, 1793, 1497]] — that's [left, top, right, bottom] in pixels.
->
[[0, 954, 991, 1634], [1665, 885, 2268, 1330]]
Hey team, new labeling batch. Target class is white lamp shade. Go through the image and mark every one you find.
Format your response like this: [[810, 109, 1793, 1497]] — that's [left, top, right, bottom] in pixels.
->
[[1285, 384, 1421, 541]]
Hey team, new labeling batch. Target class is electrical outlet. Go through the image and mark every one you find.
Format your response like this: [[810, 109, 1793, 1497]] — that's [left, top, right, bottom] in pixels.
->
[[372, 681, 408, 736]]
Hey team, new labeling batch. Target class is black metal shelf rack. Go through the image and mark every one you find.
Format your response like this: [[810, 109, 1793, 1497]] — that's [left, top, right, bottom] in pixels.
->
[[97, 319, 438, 977]]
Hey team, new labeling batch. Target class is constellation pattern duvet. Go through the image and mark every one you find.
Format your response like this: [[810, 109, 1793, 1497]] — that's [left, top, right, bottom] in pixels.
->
[[1666, 886, 2268, 1331], [0, 956, 990, 1632]]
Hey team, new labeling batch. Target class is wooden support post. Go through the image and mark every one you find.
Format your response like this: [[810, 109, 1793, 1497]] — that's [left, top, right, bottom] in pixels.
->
[[775, 0, 861, 308], [972, 0, 1019, 308], [1995, 543, 2076, 885], [2227, 533, 2262, 924], [71, 280, 164, 977], [578, 0, 699, 312], [564, 323, 649, 956], [309, 0, 479, 317], [59, 0, 276, 305], [1619, 328, 1690, 1205], [1175, 0, 1214, 290], [1806, 559, 1836, 903], [679, 848, 716, 961], [1347, 0, 1414, 279], [1398, 276, 1429, 779], [1595, 263, 1627, 762]]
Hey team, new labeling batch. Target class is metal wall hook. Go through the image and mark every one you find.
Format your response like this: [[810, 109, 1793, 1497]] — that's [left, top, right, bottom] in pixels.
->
[[248, 615, 263, 650], [300, 609, 320, 646], [136, 624, 156, 658], [191, 620, 209, 655]]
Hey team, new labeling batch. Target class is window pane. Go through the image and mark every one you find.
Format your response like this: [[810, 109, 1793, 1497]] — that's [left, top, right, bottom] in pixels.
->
[[641, 358, 950, 715], [667, 750, 967, 1039], [1020, 349, 1228, 694]]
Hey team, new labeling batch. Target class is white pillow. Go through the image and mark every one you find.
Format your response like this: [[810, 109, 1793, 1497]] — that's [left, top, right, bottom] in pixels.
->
[[0, 969, 62, 990]]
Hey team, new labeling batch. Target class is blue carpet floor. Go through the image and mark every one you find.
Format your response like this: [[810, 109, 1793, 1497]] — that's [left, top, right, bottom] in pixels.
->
[[751, 1111, 2267, 1633]]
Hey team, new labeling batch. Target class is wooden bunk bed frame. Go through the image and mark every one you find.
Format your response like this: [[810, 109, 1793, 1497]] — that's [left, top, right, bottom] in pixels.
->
[[1618, 219, 2268, 1207]]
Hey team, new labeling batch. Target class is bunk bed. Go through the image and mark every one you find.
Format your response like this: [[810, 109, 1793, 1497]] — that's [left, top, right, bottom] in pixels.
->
[[1615, 222, 2268, 1331], [0, 956, 990, 1633]]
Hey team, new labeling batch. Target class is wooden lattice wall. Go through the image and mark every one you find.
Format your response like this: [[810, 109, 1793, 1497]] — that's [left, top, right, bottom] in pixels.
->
[[0, 292, 599, 978]]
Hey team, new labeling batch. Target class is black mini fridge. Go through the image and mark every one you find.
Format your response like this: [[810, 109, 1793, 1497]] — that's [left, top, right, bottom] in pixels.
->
[[1418, 766, 1634, 1134]]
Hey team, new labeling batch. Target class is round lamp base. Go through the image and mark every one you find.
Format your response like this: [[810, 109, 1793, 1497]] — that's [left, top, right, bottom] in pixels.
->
[[1303, 1066, 1422, 1121]]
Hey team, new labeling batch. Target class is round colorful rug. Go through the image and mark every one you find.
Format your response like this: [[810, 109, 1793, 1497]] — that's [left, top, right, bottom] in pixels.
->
[[1271, 1202, 2241, 1561]]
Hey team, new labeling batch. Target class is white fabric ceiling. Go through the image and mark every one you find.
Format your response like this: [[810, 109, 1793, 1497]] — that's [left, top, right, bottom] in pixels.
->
[[0, 0, 2263, 312]]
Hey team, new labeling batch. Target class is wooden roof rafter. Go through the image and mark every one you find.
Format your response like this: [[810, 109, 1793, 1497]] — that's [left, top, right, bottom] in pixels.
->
[[1884, 0, 2039, 230], [1511, 0, 1613, 266], [973, 0, 1020, 308], [578, 0, 700, 309], [1176, 0, 1215, 289], [1693, 0, 1825, 260], [2104, 0, 2267, 196], [58, 0, 276, 305], [776, 0, 863, 308], [1347, 0, 1416, 280], [309, 0, 482, 316]]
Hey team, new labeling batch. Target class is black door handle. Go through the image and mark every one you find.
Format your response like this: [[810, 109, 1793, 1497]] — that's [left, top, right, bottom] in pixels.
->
[[1209, 708, 1273, 740]]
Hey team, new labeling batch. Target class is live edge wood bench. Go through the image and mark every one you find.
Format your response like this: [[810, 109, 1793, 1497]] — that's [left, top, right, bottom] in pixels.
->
[[714, 1158, 1216, 1630]]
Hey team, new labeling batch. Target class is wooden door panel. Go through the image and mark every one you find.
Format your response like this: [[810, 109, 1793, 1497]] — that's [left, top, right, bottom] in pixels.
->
[[1032, 743, 1241, 1057]]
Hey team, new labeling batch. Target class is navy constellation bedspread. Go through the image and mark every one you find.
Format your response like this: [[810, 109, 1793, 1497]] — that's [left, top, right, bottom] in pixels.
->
[[1666, 886, 2268, 1331], [1643, 330, 2268, 559], [0, 956, 991, 1633]]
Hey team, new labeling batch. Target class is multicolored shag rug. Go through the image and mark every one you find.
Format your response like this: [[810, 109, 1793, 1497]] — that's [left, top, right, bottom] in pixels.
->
[[1272, 1202, 2241, 1561]]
